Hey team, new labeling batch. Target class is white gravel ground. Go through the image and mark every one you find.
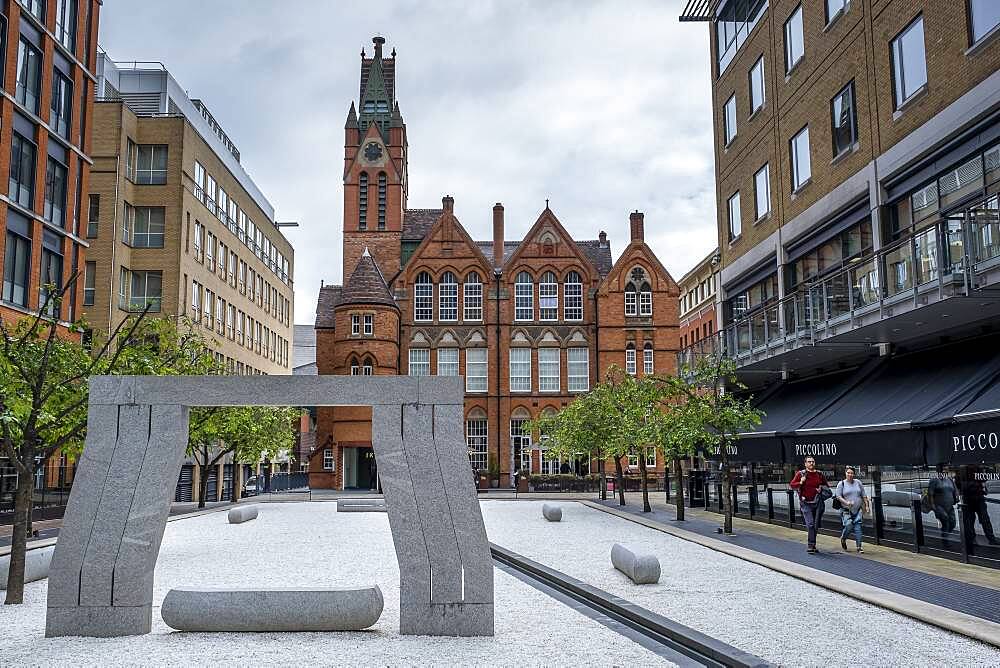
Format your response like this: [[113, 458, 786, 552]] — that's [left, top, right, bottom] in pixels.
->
[[481, 500, 1000, 667], [0, 502, 671, 667]]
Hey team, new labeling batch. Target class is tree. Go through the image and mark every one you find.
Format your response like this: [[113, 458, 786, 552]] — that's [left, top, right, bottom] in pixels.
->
[[660, 355, 762, 534], [604, 371, 664, 513], [0, 278, 215, 604], [187, 405, 299, 508], [648, 388, 702, 521]]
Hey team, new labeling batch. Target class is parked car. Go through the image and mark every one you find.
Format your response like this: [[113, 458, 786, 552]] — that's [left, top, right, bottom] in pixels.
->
[[243, 476, 262, 497]]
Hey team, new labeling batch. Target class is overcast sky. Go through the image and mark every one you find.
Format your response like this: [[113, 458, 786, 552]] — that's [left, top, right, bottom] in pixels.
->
[[100, 0, 717, 325]]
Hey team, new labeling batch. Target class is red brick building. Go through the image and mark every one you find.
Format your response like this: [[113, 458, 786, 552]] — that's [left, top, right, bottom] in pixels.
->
[[311, 37, 680, 489]]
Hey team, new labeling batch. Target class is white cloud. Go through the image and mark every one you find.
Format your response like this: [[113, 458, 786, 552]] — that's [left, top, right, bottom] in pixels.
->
[[99, 0, 718, 324]]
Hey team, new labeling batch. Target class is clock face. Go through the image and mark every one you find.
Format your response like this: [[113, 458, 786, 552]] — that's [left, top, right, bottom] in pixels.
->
[[364, 142, 383, 162]]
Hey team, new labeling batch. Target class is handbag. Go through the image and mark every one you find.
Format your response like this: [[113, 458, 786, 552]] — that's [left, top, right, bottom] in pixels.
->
[[832, 497, 843, 510]]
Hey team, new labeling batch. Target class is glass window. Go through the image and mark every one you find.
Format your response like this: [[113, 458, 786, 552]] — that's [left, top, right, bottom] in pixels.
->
[[131, 207, 164, 247], [970, 0, 1000, 44], [790, 126, 811, 190], [891, 16, 927, 109], [825, 0, 847, 24], [414, 271, 433, 321], [464, 272, 482, 321], [749, 56, 765, 114], [715, 0, 768, 74], [134, 145, 168, 185], [408, 348, 430, 376], [50, 70, 72, 140], [9, 131, 37, 210], [364, 314, 373, 336], [625, 282, 637, 316], [39, 242, 63, 319], [2, 230, 31, 306], [567, 347, 589, 392], [466, 416, 488, 470], [437, 347, 459, 376], [564, 271, 583, 320], [439, 271, 458, 321], [728, 191, 742, 240], [640, 282, 653, 317], [754, 164, 770, 219], [87, 194, 99, 237], [466, 348, 488, 392], [83, 260, 95, 306], [193, 161, 205, 199], [723, 94, 737, 145], [831, 82, 857, 157], [643, 343, 654, 375], [44, 158, 67, 227], [15, 38, 41, 114], [55, 0, 77, 51], [351, 314, 360, 336], [539, 271, 558, 320], [515, 271, 533, 321], [129, 270, 162, 312], [784, 5, 804, 73], [22, 1, 45, 21], [323, 449, 334, 471], [625, 344, 636, 376], [358, 172, 368, 230], [538, 348, 560, 392], [509, 348, 531, 392]]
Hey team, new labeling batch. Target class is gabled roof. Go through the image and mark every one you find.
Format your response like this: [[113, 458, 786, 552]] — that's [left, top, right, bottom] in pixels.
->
[[315, 285, 343, 329], [340, 249, 398, 308], [575, 239, 614, 277], [502, 208, 604, 277], [402, 208, 443, 241], [474, 241, 521, 268]]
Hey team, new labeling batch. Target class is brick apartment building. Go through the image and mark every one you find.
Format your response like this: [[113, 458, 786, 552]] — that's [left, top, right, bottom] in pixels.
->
[[0, 1, 101, 510], [679, 1, 1000, 565], [678, 248, 720, 358], [311, 36, 680, 490]]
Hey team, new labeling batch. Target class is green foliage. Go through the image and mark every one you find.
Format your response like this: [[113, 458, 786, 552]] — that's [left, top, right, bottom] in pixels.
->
[[188, 405, 299, 466]]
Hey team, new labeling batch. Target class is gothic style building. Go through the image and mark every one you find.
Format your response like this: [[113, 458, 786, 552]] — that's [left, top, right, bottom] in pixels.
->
[[311, 37, 680, 489]]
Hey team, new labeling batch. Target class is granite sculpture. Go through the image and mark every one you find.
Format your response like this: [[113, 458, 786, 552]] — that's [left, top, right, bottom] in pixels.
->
[[542, 503, 562, 522], [611, 543, 661, 584], [45, 375, 493, 638], [337, 499, 387, 513], [161, 586, 384, 632], [227, 506, 259, 524]]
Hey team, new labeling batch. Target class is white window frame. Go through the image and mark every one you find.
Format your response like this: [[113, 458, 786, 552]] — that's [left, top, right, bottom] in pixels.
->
[[723, 94, 737, 145], [466, 348, 488, 392], [626, 345, 637, 376], [754, 164, 770, 220], [466, 417, 488, 470], [539, 272, 558, 321], [891, 15, 927, 110], [728, 191, 742, 240], [464, 273, 482, 321], [437, 347, 459, 376], [414, 273, 433, 321], [351, 314, 360, 336], [784, 5, 804, 73], [645, 446, 656, 468], [514, 272, 533, 321], [790, 126, 811, 191], [639, 285, 653, 317], [643, 344, 654, 375], [564, 271, 583, 321], [625, 288, 637, 317], [364, 314, 373, 336], [323, 449, 334, 471], [439, 272, 458, 321], [749, 55, 765, 113], [509, 348, 531, 393], [538, 348, 560, 393], [408, 348, 430, 376], [567, 347, 589, 392]]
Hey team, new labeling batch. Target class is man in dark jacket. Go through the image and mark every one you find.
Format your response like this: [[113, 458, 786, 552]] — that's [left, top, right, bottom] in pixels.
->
[[790, 457, 830, 553], [961, 474, 999, 554], [928, 467, 958, 545]]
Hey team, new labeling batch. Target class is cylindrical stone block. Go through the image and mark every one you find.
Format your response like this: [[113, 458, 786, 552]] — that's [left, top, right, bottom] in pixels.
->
[[228, 506, 259, 524], [0, 546, 54, 589], [161, 586, 384, 632], [542, 504, 562, 522], [611, 543, 660, 584]]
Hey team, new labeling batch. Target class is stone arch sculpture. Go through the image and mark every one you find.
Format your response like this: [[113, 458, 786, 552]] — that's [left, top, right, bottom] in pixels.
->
[[45, 375, 493, 638]]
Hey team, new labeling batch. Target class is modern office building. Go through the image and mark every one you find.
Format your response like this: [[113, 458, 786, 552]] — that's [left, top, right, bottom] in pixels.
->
[[0, 0, 102, 519], [312, 36, 680, 490], [680, 0, 1000, 565], [678, 248, 720, 359], [85, 51, 294, 376]]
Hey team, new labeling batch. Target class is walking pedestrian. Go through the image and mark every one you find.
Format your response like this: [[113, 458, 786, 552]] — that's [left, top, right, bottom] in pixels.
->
[[790, 457, 831, 554], [961, 472, 999, 554], [835, 466, 869, 553], [928, 466, 958, 547]]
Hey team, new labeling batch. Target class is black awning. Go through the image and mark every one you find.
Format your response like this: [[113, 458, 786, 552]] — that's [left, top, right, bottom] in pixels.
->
[[746, 370, 858, 435], [785, 430, 924, 466], [703, 435, 784, 464], [926, 416, 1000, 465]]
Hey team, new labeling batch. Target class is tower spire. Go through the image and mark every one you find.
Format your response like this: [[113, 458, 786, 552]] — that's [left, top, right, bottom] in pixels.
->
[[358, 35, 393, 139]]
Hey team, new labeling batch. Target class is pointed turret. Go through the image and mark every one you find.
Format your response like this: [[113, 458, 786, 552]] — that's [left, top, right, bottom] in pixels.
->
[[345, 102, 358, 129], [358, 35, 394, 139], [340, 247, 397, 308]]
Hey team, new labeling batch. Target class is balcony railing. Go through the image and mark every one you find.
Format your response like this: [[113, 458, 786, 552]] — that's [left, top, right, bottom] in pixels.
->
[[678, 198, 1000, 370]]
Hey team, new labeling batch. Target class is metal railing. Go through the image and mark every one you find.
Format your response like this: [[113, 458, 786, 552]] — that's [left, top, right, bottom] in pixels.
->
[[678, 198, 1000, 370]]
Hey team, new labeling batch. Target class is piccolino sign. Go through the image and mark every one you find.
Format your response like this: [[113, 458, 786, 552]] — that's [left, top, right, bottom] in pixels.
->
[[954, 431, 1000, 452], [793, 442, 837, 457]]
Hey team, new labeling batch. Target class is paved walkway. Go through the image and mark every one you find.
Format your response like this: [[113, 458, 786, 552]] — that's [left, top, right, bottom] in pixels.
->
[[596, 496, 1000, 626]]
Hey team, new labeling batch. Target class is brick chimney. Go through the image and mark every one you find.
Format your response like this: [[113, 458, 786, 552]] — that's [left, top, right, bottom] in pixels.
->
[[442, 195, 454, 213], [493, 203, 504, 267], [629, 210, 644, 243]]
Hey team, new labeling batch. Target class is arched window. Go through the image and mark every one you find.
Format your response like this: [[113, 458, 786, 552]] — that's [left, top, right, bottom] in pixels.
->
[[624, 282, 638, 316], [377, 172, 387, 230], [464, 271, 482, 321], [466, 408, 488, 471], [625, 342, 636, 376], [640, 281, 653, 316], [514, 271, 533, 321], [564, 271, 583, 320], [363, 356, 374, 376], [358, 172, 368, 230], [539, 271, 558, 321], [414, 271, 433, 321], [643, 342, 654, 375], [510, 408, 532, 478], [439, 271, 458, 321], [350, 357, 360, 376]]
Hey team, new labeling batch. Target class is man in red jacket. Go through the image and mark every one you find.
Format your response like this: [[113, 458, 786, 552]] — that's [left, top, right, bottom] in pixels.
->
[[790, 457, 830, 553]]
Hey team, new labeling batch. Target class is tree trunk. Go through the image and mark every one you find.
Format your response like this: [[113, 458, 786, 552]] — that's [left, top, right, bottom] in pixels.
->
[[638, 454, 651, 513], [5, 456, 35, 605], [674, 457, 685, 521], [197, 462, 209, 509], [613, 456, 626, 506], [232, 463, 242, 504], [599, 455, 606, 501], [721, 461, 734, 534]]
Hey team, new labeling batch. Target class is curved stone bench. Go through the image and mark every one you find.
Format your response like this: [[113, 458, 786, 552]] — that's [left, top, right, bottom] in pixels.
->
[[228, 506, 259, 524], [337, 499, 386, 513], [610, 543, 660, 584], [0, 546, 54, 589], [542, 504, 562, 522], [161, 586, 384, 632]]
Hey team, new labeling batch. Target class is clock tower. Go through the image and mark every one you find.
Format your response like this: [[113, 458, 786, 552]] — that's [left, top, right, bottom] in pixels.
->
[[343, 35, 408, 280]]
